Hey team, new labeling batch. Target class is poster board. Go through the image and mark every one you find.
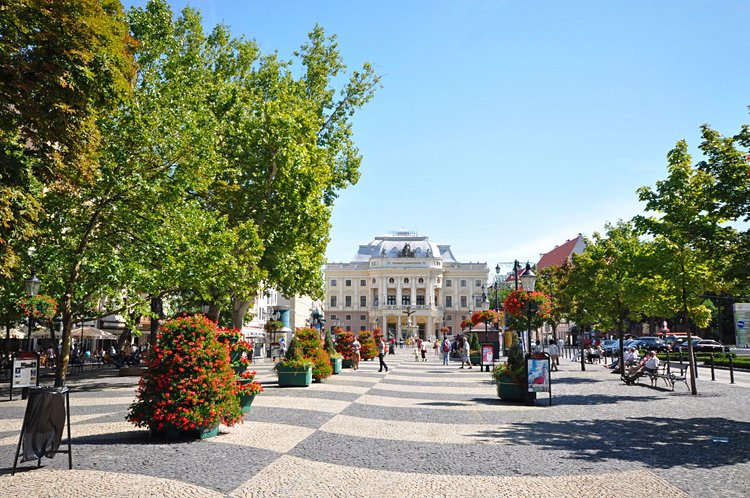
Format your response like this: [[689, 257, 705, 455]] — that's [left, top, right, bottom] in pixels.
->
[[480, 344, 494, 365], [525, 352, 552, 406], [10, 352, 39, 401]]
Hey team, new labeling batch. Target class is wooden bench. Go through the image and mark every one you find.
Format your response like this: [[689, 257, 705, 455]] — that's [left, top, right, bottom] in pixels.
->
[[647, 362, 690, 391]]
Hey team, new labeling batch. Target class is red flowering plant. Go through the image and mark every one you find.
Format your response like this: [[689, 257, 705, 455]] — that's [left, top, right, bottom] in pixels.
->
[[17, 295, 58, 320], [491, 291, 552, 385], [217, 327, 264, 400], [236, 370, 263, 396], [127, 314, 242, 433], [503, 290, 552, 332], [357, 330, 377, 360], [460, 319, 473, 332], [471, 310, 499, 328], [216, 327, 255, 371], [334, 329, 354, 360]]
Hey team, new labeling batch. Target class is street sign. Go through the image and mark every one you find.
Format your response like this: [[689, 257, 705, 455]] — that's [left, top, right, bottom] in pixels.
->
[[738, 320, 745, 329]]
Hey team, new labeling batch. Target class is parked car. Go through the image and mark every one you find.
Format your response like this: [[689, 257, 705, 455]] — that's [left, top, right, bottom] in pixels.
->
[[686, 340, 730, 353], [675, 338, 707, 353], [601, 339, 620, 356], [633, 336, 668, 352]]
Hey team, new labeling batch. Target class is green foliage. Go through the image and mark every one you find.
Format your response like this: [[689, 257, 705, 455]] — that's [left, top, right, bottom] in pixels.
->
[[565, 221, 660, 336], [469, 333, 480, 352], [324, 328, 341, 359], [0, 0, 136, 278], [289, 327, 332, 381], [492, 335, 525, 384]]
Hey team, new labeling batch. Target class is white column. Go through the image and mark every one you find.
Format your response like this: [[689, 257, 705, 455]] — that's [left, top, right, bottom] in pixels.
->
[[396, 280, 402, 307]]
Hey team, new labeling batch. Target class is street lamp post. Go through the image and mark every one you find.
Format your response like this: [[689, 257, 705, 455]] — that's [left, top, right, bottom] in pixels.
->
[[24, 269, 41, 352], [519, 262, 536, 354]]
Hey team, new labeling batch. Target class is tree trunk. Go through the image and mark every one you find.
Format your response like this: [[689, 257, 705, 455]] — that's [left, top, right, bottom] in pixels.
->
[[54, 291, 74, 387], [207, 301, 220, 323], [149, 296, 163, 345], [231, 297, 253, 330]]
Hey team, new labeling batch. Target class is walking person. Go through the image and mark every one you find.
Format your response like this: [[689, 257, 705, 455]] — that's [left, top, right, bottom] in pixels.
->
[[556, 337, 565, 363], [420, 339, 427, 361], [378, 336, 388, 372], [460, 335, 472, 369], [351, 336, 361, 370], [441, 337, 451, 365], [548, 339, 559, 371]]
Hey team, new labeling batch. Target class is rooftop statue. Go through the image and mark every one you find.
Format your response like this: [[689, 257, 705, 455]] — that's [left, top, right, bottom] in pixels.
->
[[397, 242, 416, 258]]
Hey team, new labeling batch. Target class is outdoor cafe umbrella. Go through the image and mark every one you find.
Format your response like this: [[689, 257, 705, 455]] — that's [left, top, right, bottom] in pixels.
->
[[6, 326, 28, 340]]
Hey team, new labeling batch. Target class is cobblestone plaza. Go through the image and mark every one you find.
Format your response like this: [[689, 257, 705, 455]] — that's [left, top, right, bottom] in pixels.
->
[[0, 354, 748, 497]]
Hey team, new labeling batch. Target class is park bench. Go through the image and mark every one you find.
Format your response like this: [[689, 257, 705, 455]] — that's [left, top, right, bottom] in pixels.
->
[[646, 362, 691, 391], [67, 357, 106, 375]]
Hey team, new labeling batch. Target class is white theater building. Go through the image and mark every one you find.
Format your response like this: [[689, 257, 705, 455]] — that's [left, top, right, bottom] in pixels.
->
[[324, 231, 489, 340]]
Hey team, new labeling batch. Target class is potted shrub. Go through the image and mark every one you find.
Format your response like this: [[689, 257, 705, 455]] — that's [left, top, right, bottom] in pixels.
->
[[491, 334, 526, 402], [358, 330, 377, 361], [334, 329, 355, 368], [127, 314, 242, 438], [295, 327, 333, 382], [324, 329, 343, 374], [274, 338, 314, 387], [469, 332, 481, 366]]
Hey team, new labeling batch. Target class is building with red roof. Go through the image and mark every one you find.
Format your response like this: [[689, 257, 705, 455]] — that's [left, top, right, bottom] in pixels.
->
[[537, 234, 586, 270]]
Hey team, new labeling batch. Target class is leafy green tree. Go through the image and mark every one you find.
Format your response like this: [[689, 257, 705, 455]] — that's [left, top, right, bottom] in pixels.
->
[[635, 140, 730, 394], [566, 222, 661, 373], [536, 262, 573, 341], [0, 0, 136, 278], [203, 25, 380, 328], [33, 1, 244, 386]]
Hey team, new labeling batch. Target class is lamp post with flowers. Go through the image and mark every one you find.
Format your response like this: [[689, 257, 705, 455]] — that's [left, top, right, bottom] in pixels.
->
[[519, 263, 537, 353], [24, 269, 41, 352]]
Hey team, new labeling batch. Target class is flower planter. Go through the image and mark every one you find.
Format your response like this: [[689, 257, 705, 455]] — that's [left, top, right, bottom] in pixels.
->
[[277, 365, 313, 387], [239, 393, 256, 414], [330, 357, 342, 374], [149, 423, 220, 440], [470, 353, 481, 366], [495, 372, 525, 402], [342, 359, 354, 369], [496, 381, 525, 402]]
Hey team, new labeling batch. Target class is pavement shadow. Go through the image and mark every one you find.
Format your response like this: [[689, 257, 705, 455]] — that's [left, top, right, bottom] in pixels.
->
[[552, 393, 661, 405], [471, 416, 750, 469], [417, 401, 470, 407], [550, 377, 600, 385]]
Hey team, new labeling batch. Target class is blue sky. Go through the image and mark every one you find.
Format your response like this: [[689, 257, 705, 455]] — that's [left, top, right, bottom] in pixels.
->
[[124, 0, 750, 267]]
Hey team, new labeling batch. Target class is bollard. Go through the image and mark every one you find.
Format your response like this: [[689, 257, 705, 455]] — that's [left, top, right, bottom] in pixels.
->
[[729, 356, 735, 384], [679, 352, 683, 364], [710, 354, 715, 381]]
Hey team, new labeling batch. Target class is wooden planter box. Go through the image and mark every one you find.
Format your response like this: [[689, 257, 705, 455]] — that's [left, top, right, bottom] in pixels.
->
[[342, 359, 354, 369], [276, 365, 313, 387]]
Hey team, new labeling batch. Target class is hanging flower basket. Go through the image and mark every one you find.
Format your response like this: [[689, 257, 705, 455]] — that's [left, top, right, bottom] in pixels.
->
[[17, 295, 58, 321]]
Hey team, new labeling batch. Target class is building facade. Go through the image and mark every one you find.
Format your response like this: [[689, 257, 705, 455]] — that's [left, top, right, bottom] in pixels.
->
[[325, 231, 488, 340]]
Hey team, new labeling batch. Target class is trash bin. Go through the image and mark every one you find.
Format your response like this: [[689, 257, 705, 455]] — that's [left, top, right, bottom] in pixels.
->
[[13, 385, 72, 474]]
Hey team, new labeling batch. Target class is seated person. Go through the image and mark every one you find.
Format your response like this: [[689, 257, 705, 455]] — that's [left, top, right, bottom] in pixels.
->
[[624, 350, 660, 384], [624, 347, 639, 366]]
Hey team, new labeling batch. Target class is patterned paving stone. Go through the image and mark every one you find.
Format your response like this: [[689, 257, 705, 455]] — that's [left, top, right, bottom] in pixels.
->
[[0, 355, 747, 497]]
